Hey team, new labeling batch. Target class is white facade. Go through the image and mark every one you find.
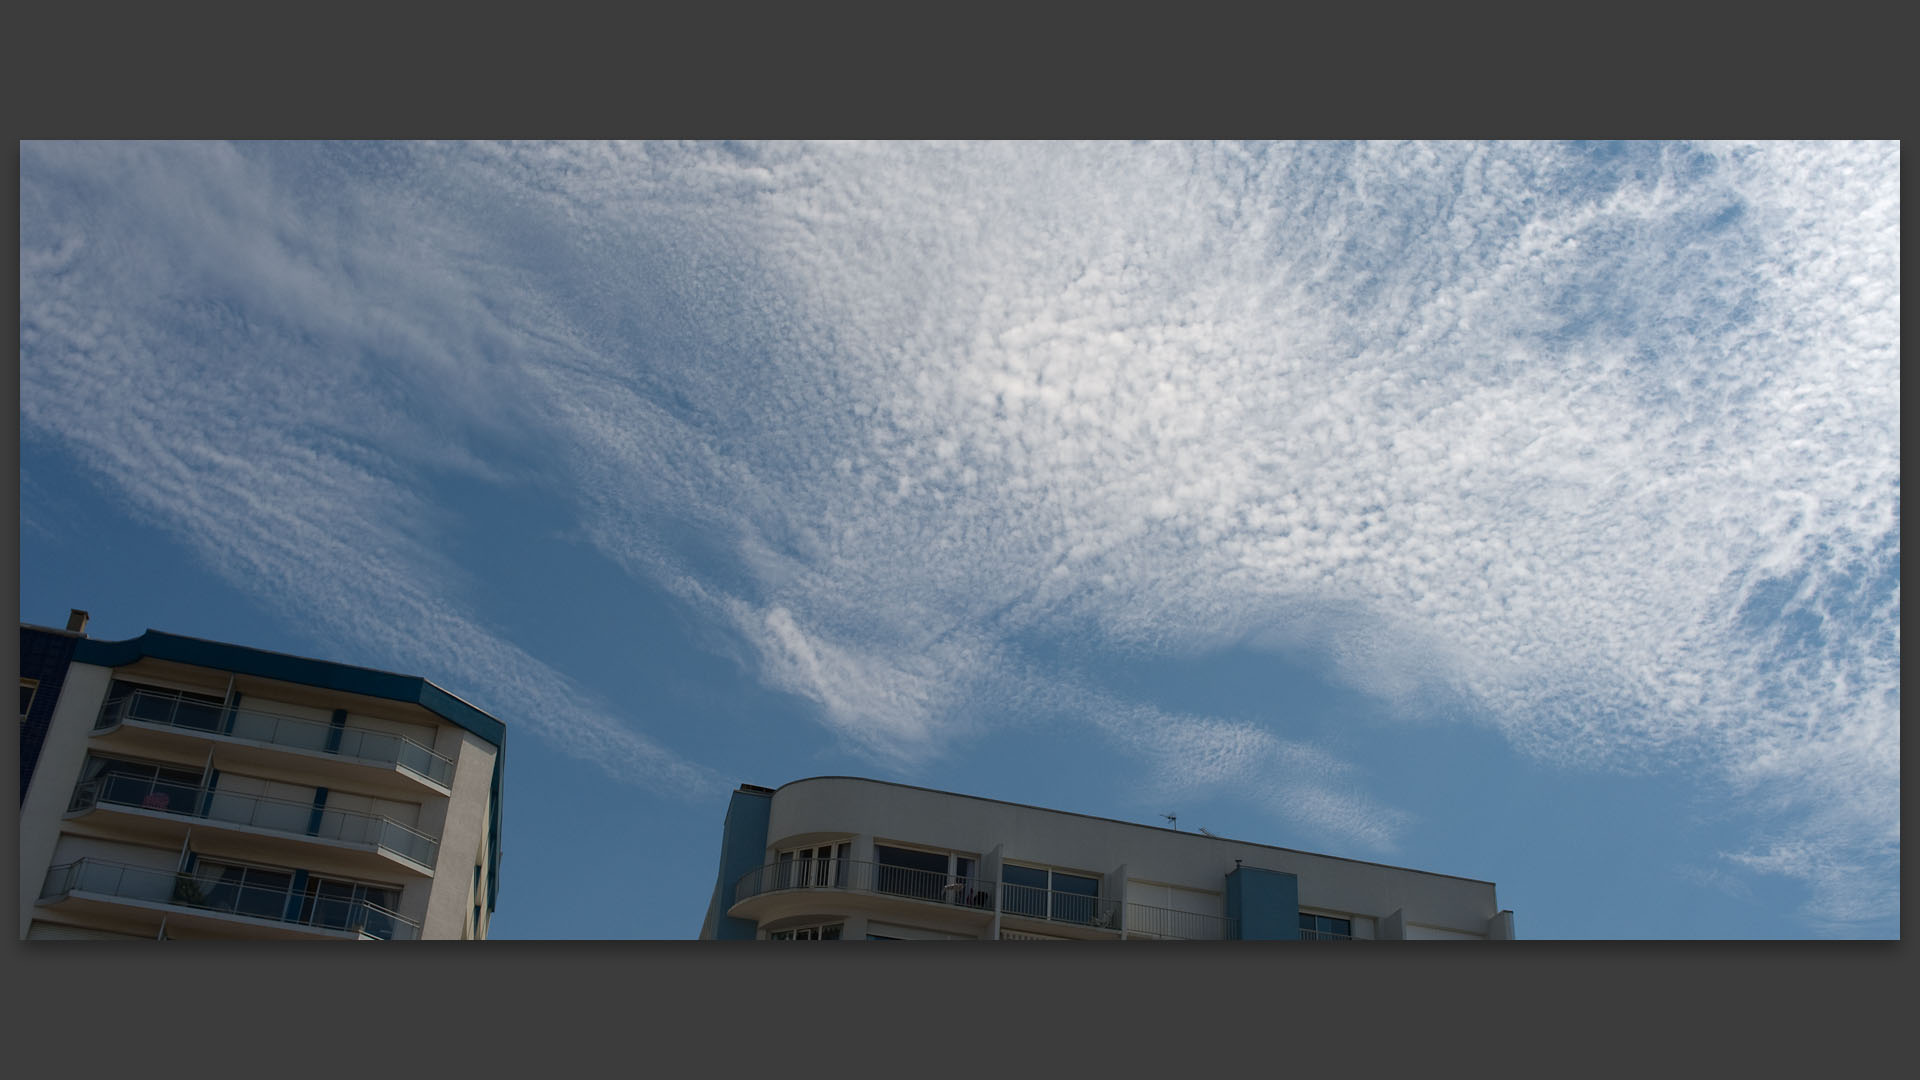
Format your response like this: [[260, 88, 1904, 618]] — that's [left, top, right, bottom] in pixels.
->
[[703, 776, 1515, 941], [19, 620, 505, 941]]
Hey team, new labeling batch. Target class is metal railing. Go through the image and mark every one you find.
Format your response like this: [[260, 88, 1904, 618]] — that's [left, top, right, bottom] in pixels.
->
[[97, 688, 455, 788], [735, 858, 995, 910], [1298, 929, 1354, 941], [1000, 882, 1121, 929], [1123, 902, 1238, 941], [40, 858, 419, 940], [69, 773, 440, 869]]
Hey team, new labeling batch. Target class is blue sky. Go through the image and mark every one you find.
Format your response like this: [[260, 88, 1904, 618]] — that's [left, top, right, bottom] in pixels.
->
[[18, 141, 1899, 939]]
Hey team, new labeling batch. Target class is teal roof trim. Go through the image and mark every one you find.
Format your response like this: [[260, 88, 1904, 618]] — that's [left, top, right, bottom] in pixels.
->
[[73, 629, 507, 914], [74, 630, 505, 745]]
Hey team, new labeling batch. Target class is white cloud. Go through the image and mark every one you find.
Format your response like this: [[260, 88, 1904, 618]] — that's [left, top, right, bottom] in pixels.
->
[[19, 141, 718, 798], [20, 141, 1899, 901]]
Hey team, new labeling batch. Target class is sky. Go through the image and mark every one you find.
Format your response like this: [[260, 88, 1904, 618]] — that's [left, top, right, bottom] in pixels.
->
[[17, 140, 1899, 939]]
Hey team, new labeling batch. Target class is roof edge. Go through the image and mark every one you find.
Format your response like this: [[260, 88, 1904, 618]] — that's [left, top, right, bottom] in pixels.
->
[[764, 775, 1498, 887], [71, 629, 504, 746]]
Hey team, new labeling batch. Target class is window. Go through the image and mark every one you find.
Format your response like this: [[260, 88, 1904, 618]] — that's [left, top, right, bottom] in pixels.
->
[[21, 678, 39, 720], [1299, 913, 1353, 941], [777, 842, 851, 889], [179, 860, 297, 921], [101, 680, 226, 733], [300, 875, 403, 939], [873, 844, 983, 906], [72, 755, 205, 814], [1002, 864, 1104, 925], [769, 923, 843, 940]]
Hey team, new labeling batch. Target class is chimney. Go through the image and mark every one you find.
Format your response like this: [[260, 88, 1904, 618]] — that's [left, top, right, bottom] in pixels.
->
[[66, 609, 90, 634]]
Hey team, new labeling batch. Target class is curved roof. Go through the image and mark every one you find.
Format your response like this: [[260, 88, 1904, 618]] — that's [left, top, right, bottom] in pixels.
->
[[770, 775, 1495, 886]]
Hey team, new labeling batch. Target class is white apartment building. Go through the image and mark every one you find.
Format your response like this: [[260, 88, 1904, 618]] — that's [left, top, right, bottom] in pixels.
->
[[19, 612, 505, 941], [701, 776, 1515, 941]]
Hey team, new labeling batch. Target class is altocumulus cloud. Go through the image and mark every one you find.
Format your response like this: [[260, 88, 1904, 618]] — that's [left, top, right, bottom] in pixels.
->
[[20, 142, 1898, 927]]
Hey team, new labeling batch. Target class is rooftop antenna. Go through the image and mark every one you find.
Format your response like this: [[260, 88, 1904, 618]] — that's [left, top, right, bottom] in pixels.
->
[[1162, 813, 1178, 830], [1197, 827, 1217, 838]]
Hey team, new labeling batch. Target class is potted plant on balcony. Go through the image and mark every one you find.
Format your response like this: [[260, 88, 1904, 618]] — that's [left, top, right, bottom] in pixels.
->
[[171, 873, 204, 906]]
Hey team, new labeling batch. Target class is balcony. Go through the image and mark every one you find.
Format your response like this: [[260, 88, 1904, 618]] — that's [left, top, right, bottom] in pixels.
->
[[68, 773, 439, 872], [733, 858, 996, 923], [95, 688, 455, 794], [39, 858, 419, 940], [999, 882, 1122, 934], [1122, 902, 1238, 941]]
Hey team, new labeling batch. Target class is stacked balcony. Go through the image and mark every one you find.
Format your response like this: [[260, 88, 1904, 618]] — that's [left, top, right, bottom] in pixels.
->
[[733, 856, 1239, 940], [1121, 902, 1239, 940], [94, 687, 455, 798], [736, 858, 995, 911], [67, 770, 438, 875], [38, 858, 418, 941]]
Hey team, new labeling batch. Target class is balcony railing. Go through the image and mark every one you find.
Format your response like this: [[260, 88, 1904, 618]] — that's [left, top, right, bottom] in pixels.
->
[[735, 858, 995, 910], [1123, 902, 1238, 941], [1299, 929, 1354, 941], [1000, 882, 1121, 930], [69, 773, 439, 869], [40, 858, 419, 940], [97, 688, 455, 788]]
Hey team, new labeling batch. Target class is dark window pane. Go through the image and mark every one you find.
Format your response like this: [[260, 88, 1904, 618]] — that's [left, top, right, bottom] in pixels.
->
[[235, 880, 288, 920], [875, 846, 947, 900], [1050, 873, 1100, 925], [821, 924, 842, 940], [95, 758, 154, 780], [360, 905, 397, 940], [1053, 872, 1100, 896], [173, 700, 223, 732], [875, 845, 947, 873], [241, 868, 293, 892], [1002, 865, 1049, 918], [1002, 864, 1048, 889], [127, 694, 176, 724], [308, 896, 352, 929]]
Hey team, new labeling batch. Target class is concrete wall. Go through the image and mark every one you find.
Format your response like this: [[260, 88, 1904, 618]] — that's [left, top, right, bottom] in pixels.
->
[[1405, 923, 1487, 940], [242, 696, 333, 726], [419, 731, 497, 939], [866, 920, 972, 940], [49, 836, 182, 871], [19, 663, 113, 938], [343, 711, 439, 751]]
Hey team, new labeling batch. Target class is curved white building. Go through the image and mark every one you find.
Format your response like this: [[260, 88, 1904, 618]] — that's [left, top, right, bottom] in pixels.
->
[[701, 776, 1516, 941]]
